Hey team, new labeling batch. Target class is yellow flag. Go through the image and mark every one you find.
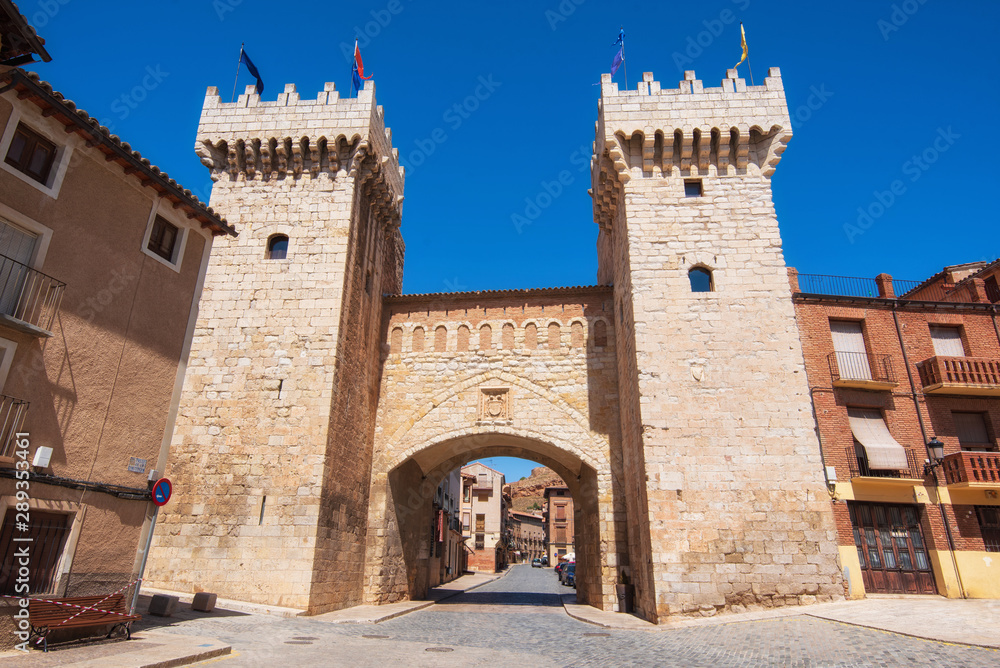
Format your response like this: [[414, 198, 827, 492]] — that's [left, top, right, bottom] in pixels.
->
[[734, 23, 748, 69]]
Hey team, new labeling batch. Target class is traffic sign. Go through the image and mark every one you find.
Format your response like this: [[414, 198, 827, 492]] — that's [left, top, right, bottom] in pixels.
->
[[152, 478, 172, 506]]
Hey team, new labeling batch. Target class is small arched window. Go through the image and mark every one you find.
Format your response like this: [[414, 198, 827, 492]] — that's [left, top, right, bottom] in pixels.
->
[[390, 327, 402, 354], [689, 267, 713, 293], [434, 326, 447, 352], [479, 324, 492, 352], [412, 327, 425, 353], [594, 320, 608, 347], [457, 325, 470, 351], [266, 234, 288, 259], [524, 323, 537, 350]]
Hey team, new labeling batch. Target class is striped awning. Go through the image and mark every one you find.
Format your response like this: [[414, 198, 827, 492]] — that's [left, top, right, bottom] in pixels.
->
[[848, 407, 909, 470]]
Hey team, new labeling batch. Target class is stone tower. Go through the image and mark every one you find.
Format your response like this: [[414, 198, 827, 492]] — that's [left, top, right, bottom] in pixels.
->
[[592, 69, 842, 619], [145, 81, 404, 613]]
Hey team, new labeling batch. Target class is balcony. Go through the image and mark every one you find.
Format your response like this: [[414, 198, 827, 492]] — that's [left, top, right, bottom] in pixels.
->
[[0, 254, 65, 337], [829, 351, 898, 390], [917, 356, 1000, 396], [0, 394, 30, 459], [846, 447, 922, 481], [941, 451, 1000, 487]]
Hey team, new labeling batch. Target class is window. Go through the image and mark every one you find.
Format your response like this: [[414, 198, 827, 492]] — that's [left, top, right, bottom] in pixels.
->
[[688, 267, 713, 293], [831, 320, 871, 381], [593, 320, 608, 347], [684, 179, 703, 197], [147, 216, 179, 262], [266, 234, 288, 260], [475, 514, 485, 532], [462, 512, 470, 531], [463, 485, 471, 502], [0, 510, 70, 594], [412, 327, 424, 352], [475, 533, 485, 550], [4, 123, 56, 185], [977, 506, 1000, 552], [986, 276, 1000, 304], [478, 494, 488, 503], [434, 326, 447, 352], [0, 218, 38, 317], [953, 412, 992, 450], [847, 407, 909, 472], [555, 504, 566, 521], [929, 325, 965, 357]]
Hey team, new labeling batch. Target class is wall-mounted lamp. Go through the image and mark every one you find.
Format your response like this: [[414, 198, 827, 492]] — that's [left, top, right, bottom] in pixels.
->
[[922, 437, 945, 477]]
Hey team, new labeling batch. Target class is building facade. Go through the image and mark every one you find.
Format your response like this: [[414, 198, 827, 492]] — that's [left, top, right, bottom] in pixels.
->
[[429, 468, 463, 586], [146, 66, 848, 622], [544, 487, 574, 564], [0, 57, 232, 613], [459, 463, 507, 573], [791, 264, 1000, 599], [509, 510, 545, 562]]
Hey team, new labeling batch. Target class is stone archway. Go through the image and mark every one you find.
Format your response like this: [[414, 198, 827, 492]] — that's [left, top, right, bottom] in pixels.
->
[[361, 432, 612, 609]]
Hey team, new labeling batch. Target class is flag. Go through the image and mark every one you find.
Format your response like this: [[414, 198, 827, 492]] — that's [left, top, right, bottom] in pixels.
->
[[352, 40, 373, 93], [610, 28, 624, 76], [611, 46, 624, 76], [734, 23, 748, 69], [239, 47, 264, 95]]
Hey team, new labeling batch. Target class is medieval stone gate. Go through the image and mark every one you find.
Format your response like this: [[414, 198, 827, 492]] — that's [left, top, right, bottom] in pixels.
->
[[146, 68, 844, 623]]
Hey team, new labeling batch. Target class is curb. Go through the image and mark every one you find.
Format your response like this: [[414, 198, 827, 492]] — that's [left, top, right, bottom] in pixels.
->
[[802, 613, 1000, 652]]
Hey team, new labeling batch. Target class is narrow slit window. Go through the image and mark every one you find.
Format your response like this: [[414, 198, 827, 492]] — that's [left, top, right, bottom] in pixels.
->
[[689, 267, 713, 292], [266, 234, 289, 260]]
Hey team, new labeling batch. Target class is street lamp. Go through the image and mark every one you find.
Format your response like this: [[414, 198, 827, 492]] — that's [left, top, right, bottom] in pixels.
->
[[923, 437, 945, 477]]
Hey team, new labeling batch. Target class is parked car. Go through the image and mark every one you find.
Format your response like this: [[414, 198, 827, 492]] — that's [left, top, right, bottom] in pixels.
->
[[540, 556, 549, 566], [531, 558, 542, 568], [559, 561, 576, 585], [564, 563, 576, 588]]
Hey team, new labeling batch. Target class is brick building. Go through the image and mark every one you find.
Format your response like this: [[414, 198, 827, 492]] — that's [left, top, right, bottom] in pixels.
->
[[544, 487, 574, 564], [791, 263, 1000, 599], [0, 3, 233, 621], [509, 511, 545, 562]]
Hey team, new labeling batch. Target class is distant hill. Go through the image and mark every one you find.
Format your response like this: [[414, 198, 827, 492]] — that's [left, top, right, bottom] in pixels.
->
[[509, 466, 565, 513]]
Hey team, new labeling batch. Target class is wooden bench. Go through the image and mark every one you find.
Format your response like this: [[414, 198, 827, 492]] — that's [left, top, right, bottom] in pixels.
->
[[28, 593, 141, 652]]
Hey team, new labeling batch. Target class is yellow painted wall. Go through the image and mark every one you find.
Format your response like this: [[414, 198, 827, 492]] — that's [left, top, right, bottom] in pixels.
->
[[953, 551, 1000, 598], [838, 546, 865, 599]]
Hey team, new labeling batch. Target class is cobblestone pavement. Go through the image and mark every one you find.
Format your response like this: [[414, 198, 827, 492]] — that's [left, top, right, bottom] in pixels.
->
[[135, 565, 999, 667]]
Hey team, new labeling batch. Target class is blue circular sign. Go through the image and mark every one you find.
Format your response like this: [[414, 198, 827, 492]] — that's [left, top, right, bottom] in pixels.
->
[[152, 478, 172, 506]]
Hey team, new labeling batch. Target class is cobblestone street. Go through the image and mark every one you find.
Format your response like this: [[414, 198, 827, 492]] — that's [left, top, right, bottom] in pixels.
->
[[120, 565, 1000, 667]]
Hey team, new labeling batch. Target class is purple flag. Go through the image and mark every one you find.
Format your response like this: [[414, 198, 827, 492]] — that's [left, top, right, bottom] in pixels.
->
[[611, 46, 624, 76]]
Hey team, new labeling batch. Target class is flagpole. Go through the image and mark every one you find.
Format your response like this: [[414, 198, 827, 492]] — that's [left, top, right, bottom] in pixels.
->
[[231, 43, 244, 103], [621, 26, 628, 90]]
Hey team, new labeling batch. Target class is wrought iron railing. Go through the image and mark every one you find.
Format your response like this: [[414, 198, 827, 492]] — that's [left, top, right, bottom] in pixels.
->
[[942, 451, 1000, 485], [0, 394, 29, 458], [828, 351, 896, 385], [0, 253, 65, 333], [917, 356, 1000, 390], [846, 447, 922, 479], [795, 273, 993, 304]]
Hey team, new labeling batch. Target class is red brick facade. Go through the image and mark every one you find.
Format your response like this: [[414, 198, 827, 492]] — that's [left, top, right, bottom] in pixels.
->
[[791, 263, 1000, 598]]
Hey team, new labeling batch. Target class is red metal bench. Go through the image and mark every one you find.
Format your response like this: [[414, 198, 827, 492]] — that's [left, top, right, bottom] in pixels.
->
[[28, 593, 141, 651]]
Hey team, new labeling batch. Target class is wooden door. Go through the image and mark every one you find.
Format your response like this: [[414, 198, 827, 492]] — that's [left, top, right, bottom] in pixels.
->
[[849, 502, 937, 595]]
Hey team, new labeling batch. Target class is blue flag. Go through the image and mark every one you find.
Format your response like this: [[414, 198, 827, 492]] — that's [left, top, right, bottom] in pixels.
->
[[611, 46, 624, 76], [613, 28, 624, 47], [239, 48, 264, 95]]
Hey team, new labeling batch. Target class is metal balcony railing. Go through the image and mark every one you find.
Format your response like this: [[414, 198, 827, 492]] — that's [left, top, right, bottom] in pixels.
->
[[797, 274, 882, 298], [828, 351, 896, 386], [795, 273, 991, 304], [0, 254, 65, 334], [846, 447, 922, 479], [917, 356, 1000, 394], [0, 394, 29, 458], [941, 451, 1000, 485]]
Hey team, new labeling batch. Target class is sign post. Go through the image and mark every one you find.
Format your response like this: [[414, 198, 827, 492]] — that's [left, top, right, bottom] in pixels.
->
[[130, 478, 172, 614]]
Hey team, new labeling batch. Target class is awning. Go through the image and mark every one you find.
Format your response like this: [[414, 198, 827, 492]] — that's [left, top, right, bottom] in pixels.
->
[[848, 408, 909, 470]]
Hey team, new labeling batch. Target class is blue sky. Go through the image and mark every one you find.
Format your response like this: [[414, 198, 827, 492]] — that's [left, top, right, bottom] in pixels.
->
[[22, 0, 999, 483]]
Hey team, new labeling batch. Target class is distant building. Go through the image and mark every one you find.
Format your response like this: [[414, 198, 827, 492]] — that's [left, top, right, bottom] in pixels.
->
[[544, 486, 574, 563], [0, 2, 233, 612], [429, 468, 464, 586], [460, 463, 507, 572], [510, 510, 545, 562]]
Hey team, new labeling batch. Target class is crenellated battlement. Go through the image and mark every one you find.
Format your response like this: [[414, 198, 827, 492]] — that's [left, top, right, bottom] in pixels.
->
[[592, 67, 792, 231], [193, 80, 404, 225]]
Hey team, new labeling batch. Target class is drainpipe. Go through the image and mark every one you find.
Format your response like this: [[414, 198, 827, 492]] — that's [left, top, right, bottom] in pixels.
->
[[992, 310, 1000, 349], [891, 306, 966, 598]]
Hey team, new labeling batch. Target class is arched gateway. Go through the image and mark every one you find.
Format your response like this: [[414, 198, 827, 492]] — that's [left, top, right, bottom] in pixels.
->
[[146, 69, 844, 623]]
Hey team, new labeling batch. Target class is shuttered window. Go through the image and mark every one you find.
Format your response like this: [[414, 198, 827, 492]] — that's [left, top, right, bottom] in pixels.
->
[[953, 412, 991, 449], [929, 325, 965, 357], [831, 320, 871, 380], [848, 407, 909, 470]]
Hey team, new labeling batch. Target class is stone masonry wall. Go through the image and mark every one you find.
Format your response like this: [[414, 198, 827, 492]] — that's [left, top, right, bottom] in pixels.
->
[[593, 68, 843, 619], [362, 288, 631, 610], [146, 81, 403, 612]]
